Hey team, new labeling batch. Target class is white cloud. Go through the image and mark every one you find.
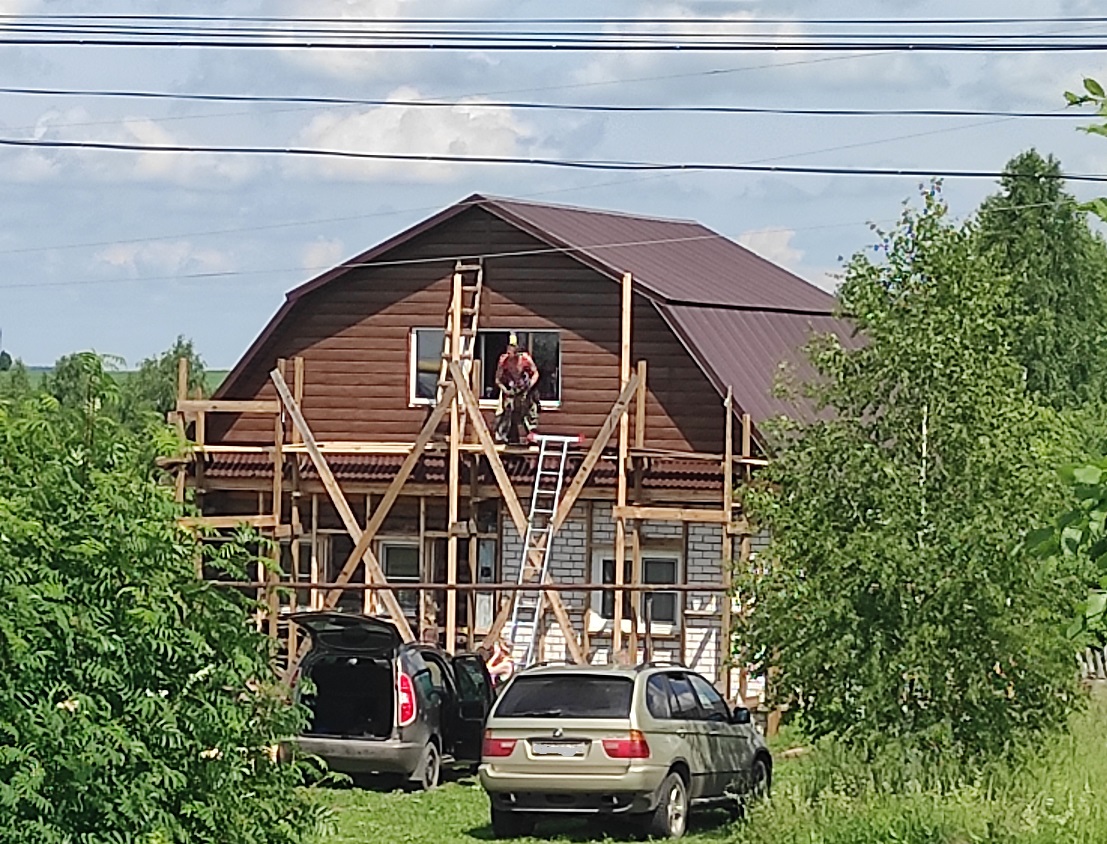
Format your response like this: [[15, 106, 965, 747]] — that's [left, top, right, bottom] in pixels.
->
[[293, 86, 540, 182], [3, 108, 260, 186], [272, 0, 498, 81], [738, 225, 840, 291], [95, 241, 236, 278], [572, 2, 946, 99], [738, 226, 803, 268], [301, 237, 346, 271]]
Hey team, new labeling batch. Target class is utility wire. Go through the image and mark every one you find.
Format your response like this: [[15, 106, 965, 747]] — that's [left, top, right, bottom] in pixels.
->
[[4, 136, 1107, 183], [0, 200, 1076, 292], [7, 14, 1107, 25], [0, 85, 1085, 120], [3, 29, 1107, 51]]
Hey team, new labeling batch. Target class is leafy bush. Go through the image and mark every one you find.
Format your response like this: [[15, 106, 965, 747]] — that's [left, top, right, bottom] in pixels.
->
[[742, 189, 1085, 758], [0, 353, 327, 843]]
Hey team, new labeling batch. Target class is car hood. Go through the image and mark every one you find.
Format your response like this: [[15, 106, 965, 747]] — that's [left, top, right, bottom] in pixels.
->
[[291, 612, 401, 657]]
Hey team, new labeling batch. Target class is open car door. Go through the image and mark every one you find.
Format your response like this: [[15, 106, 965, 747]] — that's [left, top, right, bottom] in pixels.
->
[[290, 612, 401, 657], [449, 653, 494, 761]]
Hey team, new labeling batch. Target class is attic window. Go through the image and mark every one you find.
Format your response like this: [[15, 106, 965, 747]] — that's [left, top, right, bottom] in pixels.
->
[[409, 328, 561, 406]]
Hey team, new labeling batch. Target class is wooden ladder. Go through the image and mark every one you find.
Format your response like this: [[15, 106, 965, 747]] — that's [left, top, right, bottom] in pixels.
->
[[437, 260, 483, 438]]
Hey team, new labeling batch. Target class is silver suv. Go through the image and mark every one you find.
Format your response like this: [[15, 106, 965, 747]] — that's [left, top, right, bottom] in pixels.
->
[[478, 663, 771, 839]]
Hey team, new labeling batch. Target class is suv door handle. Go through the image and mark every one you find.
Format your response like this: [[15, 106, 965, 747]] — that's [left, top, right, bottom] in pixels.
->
[[676, 729, 687, 738]]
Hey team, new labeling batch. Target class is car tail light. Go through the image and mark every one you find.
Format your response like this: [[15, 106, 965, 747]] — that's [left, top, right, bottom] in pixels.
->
[[396, 673, 417, 727], [602, 730, 651, 759], [482, 730, 517, 758]]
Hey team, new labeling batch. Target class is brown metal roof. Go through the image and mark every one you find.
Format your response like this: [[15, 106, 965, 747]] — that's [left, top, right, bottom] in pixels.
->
[[216, 193, 853, 433], [482, 195, 836, 312], [658, 305, 862, 424]]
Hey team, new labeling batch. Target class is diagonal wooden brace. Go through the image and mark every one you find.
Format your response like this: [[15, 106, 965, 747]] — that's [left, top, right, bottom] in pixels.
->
[[270, 370, 414, 642], [450, 362, 588, 664], [322, 383, 458, 611], [477, 370, 641, 652]]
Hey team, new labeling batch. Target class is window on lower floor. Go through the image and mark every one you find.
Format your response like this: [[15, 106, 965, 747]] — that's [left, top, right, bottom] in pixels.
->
[[380, 542, 421, 622], [593, 554, 681, 626], [409, 328, 561, 405]]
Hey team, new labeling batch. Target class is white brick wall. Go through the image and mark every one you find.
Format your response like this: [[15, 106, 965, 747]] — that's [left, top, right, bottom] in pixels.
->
[[499, 496, 772, 690]]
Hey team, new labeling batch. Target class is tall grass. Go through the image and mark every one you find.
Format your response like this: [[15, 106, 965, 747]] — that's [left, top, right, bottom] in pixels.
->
[[740, 689, 1107, 844]]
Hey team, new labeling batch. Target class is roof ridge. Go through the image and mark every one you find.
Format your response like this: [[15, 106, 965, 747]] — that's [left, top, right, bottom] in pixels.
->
[[478, 193, 702, 227]]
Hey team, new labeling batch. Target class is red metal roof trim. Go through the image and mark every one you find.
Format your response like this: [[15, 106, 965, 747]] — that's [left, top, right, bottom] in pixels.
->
[[202, 451, 722, 492]]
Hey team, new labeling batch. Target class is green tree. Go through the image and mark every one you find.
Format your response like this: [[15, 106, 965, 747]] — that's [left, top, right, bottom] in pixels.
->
[[976, 149, 1107, 408], [124, 335, 208, 420], [0, 350, 11, 372], [0, 353, 327, 843], [0, 360, 31, 400], [742, 188, 1083, 758]]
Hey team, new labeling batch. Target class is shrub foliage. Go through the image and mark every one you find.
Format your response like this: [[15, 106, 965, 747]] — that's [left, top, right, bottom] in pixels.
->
[[0, 353, 325, 843], [742, 190, 1084, 757]]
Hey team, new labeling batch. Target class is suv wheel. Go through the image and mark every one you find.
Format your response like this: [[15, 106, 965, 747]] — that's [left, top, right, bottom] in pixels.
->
[[642, 771, 689, 839], [748, 756, 770, 801], [490, 805, 536, 838], [410, 741, 441, 791]]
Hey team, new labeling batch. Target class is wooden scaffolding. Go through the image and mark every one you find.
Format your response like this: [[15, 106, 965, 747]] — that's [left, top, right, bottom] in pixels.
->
[[171, 267, 766, 695]]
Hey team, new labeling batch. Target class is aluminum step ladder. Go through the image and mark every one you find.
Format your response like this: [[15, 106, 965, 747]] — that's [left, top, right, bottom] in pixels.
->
[[507, 434, 577, 666]]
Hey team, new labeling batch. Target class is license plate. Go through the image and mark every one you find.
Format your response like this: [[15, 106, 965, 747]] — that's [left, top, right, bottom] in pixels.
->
[[531, 740, 587, 758]]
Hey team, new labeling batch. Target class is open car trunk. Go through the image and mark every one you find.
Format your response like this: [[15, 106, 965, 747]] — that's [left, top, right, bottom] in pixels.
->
[[303, 656, 394, 739]]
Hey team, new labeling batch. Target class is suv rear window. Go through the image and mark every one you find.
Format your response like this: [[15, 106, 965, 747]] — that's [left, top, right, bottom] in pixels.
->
[[496, 675, 633, 718]]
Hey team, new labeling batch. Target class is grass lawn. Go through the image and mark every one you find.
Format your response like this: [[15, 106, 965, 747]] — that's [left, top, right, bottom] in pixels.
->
[[316, 689, 1107, 844], [320, 774, 742, 843]]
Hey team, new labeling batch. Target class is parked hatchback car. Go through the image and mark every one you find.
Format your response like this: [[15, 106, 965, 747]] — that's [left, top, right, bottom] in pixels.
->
[[290, 612, 493, 790], [479, 663, 771, 839]]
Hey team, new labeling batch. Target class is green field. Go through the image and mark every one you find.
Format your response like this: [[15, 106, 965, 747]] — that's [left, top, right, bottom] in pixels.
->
[[4, 367, 228, 393], [317, 690, 1107, 844]]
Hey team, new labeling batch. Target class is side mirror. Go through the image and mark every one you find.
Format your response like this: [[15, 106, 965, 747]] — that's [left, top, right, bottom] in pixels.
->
[[731, 707, 752, 725]]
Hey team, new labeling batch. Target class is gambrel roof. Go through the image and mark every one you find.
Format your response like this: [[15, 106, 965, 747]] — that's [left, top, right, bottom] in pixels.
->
[[218, 193, 854, 426]]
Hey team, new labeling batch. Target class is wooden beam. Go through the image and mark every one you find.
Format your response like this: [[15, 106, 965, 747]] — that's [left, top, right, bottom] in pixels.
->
[[291, 356, 305, 446], [180, 514, 279, 529], [720, 386, 734, 690], [272, 360, 285, 530], [614, 271, 632, 657], [325, 382, 458, 611], [478, 371, 641, 653], [178, 399, 281, 415], [269, 369, 414, 641], [634, 359, 647, 450], [310, 493, 320, 610], [613, 505, 730, 523], [175, 357, 189, 502], [450, 363, 586, 665]]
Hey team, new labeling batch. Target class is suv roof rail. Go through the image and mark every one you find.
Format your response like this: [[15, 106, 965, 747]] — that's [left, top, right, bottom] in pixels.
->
[[636, 659, 688, 671], [522, 659, 576, 670]]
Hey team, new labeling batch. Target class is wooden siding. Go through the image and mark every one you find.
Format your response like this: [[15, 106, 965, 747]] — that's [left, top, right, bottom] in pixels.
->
[[210, 207, 727, 453]]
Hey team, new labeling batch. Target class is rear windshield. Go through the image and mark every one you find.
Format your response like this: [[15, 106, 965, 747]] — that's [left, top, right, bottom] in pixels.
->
[[496, 675, 633, 718]]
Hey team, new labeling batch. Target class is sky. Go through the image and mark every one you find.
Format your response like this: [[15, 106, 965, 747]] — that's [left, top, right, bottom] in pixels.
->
[[4, 0, 1107, 367]]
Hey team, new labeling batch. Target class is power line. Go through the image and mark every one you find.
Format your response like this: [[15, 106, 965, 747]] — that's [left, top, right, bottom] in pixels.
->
[[0, 85, 1083, 120], [3, 27, 1107, 51], [6, 14, 1107, 25], [4, 135, 1107, 183], [0, 199, 1075, 292]]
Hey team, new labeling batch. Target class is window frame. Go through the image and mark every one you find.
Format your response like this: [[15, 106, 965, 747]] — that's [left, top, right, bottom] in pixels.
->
[[377, 539, 422, 623], [408, 327, 562, 409], [687, 672, 731, 723], [589, 550, 682, 635]]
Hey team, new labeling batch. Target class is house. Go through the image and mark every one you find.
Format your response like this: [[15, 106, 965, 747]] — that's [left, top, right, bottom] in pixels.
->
[[176, 193, 851, 697]]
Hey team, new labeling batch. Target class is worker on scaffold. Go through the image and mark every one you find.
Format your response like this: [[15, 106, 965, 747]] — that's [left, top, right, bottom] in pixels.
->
[[493, 333, 540, 445]]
